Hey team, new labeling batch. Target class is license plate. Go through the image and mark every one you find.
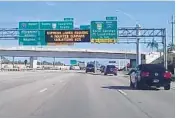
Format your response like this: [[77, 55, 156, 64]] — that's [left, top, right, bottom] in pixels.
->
[[153, 79, 159, 83]]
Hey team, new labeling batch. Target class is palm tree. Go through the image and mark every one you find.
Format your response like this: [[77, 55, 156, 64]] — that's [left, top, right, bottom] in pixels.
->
[[147, 39, 159, 52], [167, 43, 175, 52]]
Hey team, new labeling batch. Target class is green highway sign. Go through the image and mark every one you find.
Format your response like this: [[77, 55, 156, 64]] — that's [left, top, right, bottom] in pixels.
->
[[70, 60, 77, 65], [19, 22, 41, 45], [64, 18, 74, 21], [80, 25, 90, 30], [19, 22, 39, 29], [106, 16, 117, 21], [90, 21, 118, 43], [19, 21, 74, 46]]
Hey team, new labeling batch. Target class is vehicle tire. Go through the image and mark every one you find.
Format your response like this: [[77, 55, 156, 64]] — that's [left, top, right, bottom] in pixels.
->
[[114, 73, 117, 76], [104, 73, 107, 75], [164, 84, 170, 90], [129, 76, 134, 88], [130, 81, 134, 88], [135, 80, 143, 90], [86, 71, 88, 73]]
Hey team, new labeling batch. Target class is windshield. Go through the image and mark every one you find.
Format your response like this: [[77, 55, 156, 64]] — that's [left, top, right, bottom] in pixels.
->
[[141, 64, 166, 72], [107, 65, 116, 68]]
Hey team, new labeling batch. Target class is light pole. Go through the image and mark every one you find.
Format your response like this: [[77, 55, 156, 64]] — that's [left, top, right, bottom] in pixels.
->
[[170, 15, 175, 46], [116, 10, 139, 26], [124, 49, 127, 71], [116, 10, 141, 66]]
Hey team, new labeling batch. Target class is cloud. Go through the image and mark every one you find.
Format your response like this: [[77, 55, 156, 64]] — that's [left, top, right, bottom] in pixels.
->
[[45, 2, 56, 6]]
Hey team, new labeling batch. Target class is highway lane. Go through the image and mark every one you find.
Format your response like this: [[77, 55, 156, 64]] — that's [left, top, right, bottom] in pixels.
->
[[0, 71, 175, 118]]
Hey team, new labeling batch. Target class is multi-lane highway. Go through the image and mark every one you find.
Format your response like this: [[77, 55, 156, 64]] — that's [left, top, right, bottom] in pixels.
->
[[0, 70, 175, 118]]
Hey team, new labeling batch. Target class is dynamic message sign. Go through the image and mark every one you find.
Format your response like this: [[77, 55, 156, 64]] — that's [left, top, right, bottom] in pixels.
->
[[45, 30, 90, 44], [19, 21, 74, 46], [90, 21, 118, 43]]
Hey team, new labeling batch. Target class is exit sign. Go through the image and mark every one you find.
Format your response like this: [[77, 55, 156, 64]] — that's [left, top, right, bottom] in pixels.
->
[[64, 18, 74, 21], [106, 16, 117, 21]]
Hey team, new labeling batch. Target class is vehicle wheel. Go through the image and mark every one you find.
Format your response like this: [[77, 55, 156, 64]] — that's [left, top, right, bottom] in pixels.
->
[[129, 76, 134, 88], [164, 84, 170, 90], [114, 73, 117, 76], [86, 71, 88, 73], [104, 73, 107, 75], [134, 80, 143, 90], [134, 80, 137, 89], [130, 81, 134, 88]]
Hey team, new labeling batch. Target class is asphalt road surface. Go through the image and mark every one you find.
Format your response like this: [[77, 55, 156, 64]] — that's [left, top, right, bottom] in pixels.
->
[[0, 70, 175, 118]]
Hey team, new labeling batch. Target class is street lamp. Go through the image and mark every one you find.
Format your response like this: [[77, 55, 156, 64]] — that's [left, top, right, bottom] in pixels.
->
[[115, 9, 141, 66], [115, 10, 139, 26]]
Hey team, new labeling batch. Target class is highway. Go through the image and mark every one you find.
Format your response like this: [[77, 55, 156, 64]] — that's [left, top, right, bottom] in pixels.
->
[[0, 70, 175, 118]]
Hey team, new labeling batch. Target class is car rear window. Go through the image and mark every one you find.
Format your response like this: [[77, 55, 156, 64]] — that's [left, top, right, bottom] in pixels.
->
[[107, 65, 116, 68], [87, 64, 94, 67], [140, 64, 165, 72]]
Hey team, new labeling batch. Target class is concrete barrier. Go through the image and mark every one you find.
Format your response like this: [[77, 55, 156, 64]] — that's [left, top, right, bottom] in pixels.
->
[[0, 68, 35, 72], [0, 67, 72, 72]]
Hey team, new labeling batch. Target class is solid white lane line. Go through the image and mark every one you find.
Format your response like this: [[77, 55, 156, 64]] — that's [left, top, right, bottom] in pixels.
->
[[118, 89, 127, 96], [39, 88, 48, 93]]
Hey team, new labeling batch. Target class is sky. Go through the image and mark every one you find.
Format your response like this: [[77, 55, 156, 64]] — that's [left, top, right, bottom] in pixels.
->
[[0, 1, 175, 65]]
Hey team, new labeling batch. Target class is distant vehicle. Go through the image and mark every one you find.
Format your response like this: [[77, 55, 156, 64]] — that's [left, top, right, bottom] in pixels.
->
[[104, 65, 117, 76], [78, 62, 86, 70], [100, 65, 105, 73], [70, 66, 75, 70], [130, 64, 172, 90], [86, 64, 95, 73]]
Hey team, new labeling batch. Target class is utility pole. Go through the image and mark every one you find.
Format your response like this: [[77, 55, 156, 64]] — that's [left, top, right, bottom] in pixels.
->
[[169, 15, 175, 46]]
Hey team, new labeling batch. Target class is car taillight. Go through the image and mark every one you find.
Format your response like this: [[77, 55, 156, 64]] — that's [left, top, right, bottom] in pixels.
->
[[141, 72, 150, 77], [164, 71, 172, 79]]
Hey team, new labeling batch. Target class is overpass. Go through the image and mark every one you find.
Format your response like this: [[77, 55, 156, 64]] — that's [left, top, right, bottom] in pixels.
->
[[0, 47, 149, 68], [0, 47, 162, 69], [0, 47, 146, 59]]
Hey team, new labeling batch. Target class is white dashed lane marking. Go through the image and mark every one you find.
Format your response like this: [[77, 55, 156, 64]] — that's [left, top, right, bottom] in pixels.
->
[[118, 89, 127, 96], [39, 88, 48, 93]]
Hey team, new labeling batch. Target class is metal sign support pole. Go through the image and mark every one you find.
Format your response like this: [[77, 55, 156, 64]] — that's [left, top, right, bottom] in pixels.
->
[[53, 57, 55, 68], [12, 56, 15, 68], [163, 29, 167, 70], [136, 24, 141, 66], [0, 56, 2, 71]]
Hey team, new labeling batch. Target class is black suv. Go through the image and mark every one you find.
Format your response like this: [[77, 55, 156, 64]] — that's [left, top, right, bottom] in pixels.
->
[[104, 65, 117, 76], [130, 64, 172, 90], [86, 64, 95, 73]]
